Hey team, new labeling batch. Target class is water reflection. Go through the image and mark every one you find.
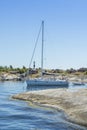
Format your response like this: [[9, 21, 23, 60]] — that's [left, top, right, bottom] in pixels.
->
[[26, 85, 69, 91]]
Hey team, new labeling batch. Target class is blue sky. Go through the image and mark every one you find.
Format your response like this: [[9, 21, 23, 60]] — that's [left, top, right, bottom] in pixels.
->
[[0, 0, 87, 69]]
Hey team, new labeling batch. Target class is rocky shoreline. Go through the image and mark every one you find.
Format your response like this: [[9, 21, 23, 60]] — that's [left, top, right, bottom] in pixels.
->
[[1, 71, 87, 83], [0, 72, 25, 81], [12, 88, 87, 127]]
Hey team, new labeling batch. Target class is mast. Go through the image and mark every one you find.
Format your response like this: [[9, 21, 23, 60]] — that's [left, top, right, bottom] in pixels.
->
[[41, 21, 44, 77]]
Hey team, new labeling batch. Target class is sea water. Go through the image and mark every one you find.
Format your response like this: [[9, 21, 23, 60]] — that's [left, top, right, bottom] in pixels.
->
[[0, 81, 87, 130]]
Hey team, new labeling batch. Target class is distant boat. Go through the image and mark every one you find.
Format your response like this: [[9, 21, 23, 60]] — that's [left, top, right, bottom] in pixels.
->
[[72, 82, 85, 86], [26, 21, 69, 87]]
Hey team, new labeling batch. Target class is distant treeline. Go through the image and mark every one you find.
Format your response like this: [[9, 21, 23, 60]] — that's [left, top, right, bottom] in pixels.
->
[[0, 66, 87, 75], [0, 65, 28, 74], [51, 68, 87, 75]]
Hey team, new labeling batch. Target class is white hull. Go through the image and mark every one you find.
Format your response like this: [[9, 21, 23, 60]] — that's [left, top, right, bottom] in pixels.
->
[[26, 79, 69, 87]]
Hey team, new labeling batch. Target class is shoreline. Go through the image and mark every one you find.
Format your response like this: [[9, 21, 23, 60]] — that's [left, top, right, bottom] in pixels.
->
[[1, 71, 87, 83], [12, 88, 87, 127]]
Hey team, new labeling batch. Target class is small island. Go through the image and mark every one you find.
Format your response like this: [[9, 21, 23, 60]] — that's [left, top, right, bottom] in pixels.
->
[[0, 66, 87, 83]]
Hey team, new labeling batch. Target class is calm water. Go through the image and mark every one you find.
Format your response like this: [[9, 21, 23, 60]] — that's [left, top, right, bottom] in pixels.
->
[[0, 81, 87, 130]]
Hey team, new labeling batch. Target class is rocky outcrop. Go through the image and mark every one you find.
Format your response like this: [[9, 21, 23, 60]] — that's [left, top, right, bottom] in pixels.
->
[[0, 72, 24, 81], [12, 88, 87, 127]]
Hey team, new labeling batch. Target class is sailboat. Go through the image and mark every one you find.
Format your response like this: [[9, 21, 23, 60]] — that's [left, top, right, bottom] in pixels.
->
[[26, 21, 69, 87]]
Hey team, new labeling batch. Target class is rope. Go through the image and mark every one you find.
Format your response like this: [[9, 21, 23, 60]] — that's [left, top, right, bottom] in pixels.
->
[[29, 23, 42, 69]]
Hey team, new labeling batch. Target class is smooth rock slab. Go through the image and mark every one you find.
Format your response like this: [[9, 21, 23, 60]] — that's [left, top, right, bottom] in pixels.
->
[[12, 88, 87, 127]]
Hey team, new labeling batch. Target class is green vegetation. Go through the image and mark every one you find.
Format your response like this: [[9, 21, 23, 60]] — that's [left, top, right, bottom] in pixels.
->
[[0, 65, 28, 74], [0, 66, 87, 76]]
